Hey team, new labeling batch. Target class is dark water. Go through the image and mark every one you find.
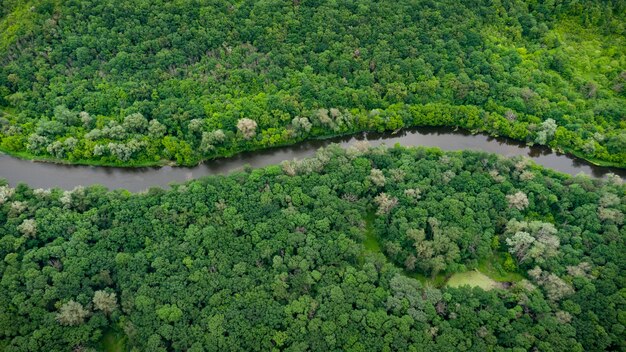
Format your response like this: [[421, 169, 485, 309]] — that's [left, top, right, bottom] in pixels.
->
[[1, 127, 624, 192]]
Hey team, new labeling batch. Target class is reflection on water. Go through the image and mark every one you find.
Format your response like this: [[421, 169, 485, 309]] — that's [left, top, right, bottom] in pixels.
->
[[1, 127, 624, 191]]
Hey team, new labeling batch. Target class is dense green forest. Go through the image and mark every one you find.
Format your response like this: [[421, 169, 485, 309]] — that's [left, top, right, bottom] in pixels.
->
[[1, 0, 625, 166], [1, 1, 625, 351], [1, 145, 624, 351]]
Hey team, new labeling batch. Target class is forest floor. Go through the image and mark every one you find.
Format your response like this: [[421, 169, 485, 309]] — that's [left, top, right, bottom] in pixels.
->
[[98, 329, 126, 352]]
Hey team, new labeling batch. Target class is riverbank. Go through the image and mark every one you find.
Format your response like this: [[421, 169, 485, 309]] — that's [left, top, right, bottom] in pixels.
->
[[2, 124, 625, 170], [1, 127, 624, 191], [3, 103, 625, 170]]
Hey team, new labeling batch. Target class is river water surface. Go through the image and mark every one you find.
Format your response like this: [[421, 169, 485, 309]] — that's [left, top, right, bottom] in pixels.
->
[[1, 128, 624, 192]]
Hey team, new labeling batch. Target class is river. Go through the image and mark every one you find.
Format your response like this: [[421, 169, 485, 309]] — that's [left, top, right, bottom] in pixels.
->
[[0, 127, 624, 192]]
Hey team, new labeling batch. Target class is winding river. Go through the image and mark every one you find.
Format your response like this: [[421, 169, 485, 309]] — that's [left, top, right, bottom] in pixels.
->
[[0, 127, 624, 192]]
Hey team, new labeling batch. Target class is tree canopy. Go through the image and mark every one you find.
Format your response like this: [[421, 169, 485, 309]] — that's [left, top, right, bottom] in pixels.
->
[[0, 0, 625, 166], [0, 145, 624, 351]]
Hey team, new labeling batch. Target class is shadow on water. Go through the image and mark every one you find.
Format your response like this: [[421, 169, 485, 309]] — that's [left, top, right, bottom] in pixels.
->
[[1, 127, 624, 191]]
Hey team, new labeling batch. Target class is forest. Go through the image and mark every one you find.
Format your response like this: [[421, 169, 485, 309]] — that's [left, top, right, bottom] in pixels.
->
[[0, 0, 625, 166], [0, 145, 624, 351], [1, 0, 625, 351]]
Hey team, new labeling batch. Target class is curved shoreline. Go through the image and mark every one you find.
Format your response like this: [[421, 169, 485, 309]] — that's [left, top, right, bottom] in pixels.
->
[[1, 127, 624, 192], [2, 123, 625, 170]]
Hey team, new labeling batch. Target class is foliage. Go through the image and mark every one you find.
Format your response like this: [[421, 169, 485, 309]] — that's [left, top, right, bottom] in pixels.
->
[[56, 301, 90, 327], [0, 1, 625, 166], [0, 146, 624, 351]]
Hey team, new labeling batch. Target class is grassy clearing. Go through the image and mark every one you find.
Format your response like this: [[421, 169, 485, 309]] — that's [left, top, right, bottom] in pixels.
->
[[447, 253, 524, 290], [447, 270, 500, 290], [98, 329, 126, 352], [363, 212, 382, 253]]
